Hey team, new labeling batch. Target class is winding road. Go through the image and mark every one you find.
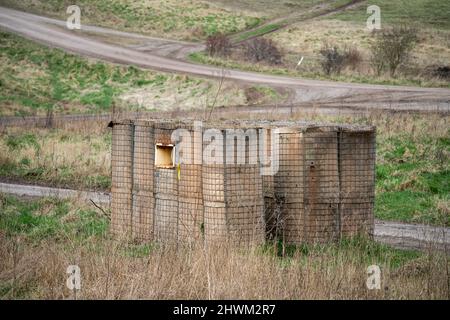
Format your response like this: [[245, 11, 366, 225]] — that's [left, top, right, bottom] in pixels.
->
[[0, 6, 449, 113]]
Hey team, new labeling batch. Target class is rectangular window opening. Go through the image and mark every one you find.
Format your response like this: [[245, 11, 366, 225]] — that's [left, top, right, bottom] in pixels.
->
[[155, 144, 175, 168]]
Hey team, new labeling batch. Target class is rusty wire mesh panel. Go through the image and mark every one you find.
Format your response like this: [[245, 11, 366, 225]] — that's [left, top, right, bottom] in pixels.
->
[[109, 119, 376, 246], [153, 124, 179, 243], [339, 130, 376, 238], [270, 124, 376, 244], [302, 129, 340, 243], [175, 123, 204, 244], [178, 196, 203, 243], [111, 122, 133, 238], [202, 128, 265, 246], [154, 168, 178, 242], [259, 127, 277, 240], [132, 122, 155, 241], [226, 164, 265, 245], [273, 129, 305, 244], [177, 154, 203, 244]]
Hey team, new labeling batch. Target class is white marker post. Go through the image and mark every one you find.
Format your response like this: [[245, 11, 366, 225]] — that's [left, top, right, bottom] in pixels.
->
[[296, 56, 304, 69]]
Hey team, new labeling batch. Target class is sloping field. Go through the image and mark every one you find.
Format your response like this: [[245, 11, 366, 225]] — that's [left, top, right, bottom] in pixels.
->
[[0, 0, 263, 40], [0, 32, 251, 116]]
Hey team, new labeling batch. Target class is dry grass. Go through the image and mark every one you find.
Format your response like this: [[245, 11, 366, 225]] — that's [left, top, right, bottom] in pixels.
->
[[208, 0, 328, 18], [0, 124, 111, 190], [119, 75, 247, 112], [0, 224, 448, 299], [268, 19, 450, 66], [192, 17, 450, 87]]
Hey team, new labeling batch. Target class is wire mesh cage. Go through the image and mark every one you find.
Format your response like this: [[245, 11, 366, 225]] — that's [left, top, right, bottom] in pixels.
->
[[109, 119, 376, 246]]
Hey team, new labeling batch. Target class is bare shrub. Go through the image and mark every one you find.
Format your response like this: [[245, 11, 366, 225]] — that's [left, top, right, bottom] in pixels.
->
[[424, 65, 450, 80], [206, 33, 231, 57], [343, 46, 363, 71], [319, 44, 346, 75], [243, 38, 282, 65], [370, 26, 418, 77]]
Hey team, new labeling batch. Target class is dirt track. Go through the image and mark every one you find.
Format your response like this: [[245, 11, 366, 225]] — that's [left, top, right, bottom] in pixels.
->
[[0, 6, 449, 113]]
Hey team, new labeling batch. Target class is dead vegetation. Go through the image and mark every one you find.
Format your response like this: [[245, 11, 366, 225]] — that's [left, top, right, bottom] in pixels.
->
[[206, 33, 232, 57], [0, 220, 449, 299], [319, 44, 364, 75], [370, 27, 418, 77], [243, 38, 283, 65]]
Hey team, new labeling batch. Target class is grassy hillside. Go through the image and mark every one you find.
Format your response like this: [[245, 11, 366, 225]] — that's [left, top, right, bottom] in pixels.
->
[[333, 0, 450, 30], [196, 0, 450, 87], [0, 0, 262, 41], [208, 0, 328, 17], [0, 32, 249, 116]]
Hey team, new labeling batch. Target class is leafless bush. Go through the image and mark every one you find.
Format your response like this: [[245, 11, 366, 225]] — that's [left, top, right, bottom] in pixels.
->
[[319, 44, 346, 75], [319, 44, 364, 75], [424, 65, 450, 80], [343, 46, 363, 71], [243, 38, 282, 65], [206, 33, 231, 57], [370, 27, 418, 77]]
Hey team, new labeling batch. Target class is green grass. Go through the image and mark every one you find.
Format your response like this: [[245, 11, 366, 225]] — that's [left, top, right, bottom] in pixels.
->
[[242, 85, 289, 104], [0, 195, 108, 243], [0, 31, 249, 116], [5, 133, 40, 151], [375, 130, 450, 226], [0, 31, 159, 115], [333, 0, 450, 30], [252, 85, 282, 99]]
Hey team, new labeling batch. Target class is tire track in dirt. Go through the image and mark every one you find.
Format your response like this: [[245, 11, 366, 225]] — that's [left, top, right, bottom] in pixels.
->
[[230, 0, 366, 44]]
